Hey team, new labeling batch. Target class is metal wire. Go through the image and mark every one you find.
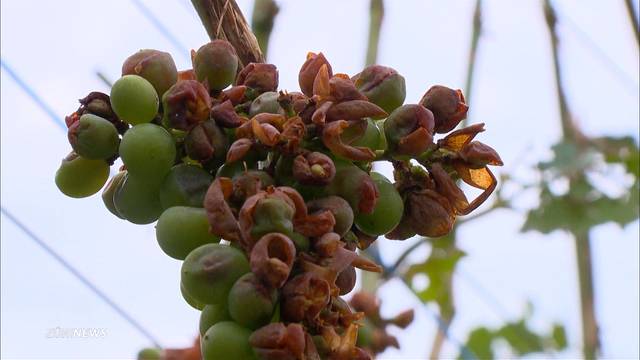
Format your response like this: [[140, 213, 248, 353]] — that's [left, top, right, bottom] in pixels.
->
[[1, 207, 162, 348]]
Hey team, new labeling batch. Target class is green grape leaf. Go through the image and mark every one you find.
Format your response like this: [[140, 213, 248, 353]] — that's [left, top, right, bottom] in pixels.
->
[[403, 236, 465, 318], [459, 327, 495, 360], [459, 311, 567, 359], [551, 323, 568, 350], [496, 320, 544, 355], [538, 141, 597, 177], [594, 136, 640, 177], [523, 182, 639, 234]]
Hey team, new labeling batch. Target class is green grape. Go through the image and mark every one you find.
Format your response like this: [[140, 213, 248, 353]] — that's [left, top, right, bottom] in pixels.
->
[[102, 170, 127, 219], [55, 152, 109, 198], [181, 244, 249, 305], [250, 198, 294, 239], [69, 114, 119, 159], [249, 91, 285, 117], [375, 119, 388, 150], [110, 75, 159, 125], [119, 123, 176, 179], [216, 161, 246, 178], [227, 273, 278, 329], [156, 206, 220, 260], [354, 65, 406, 114], [201, 321, 256, 360], [113, 173, 163, 224], [137, 348, 161, 360], [339, 118, 383, 152], [181, 281, 205, 310], [159, 164, 213, 209], [200, 303, 231, 336], [352, 118, 385, 151], [355, 172, 403, 236], [327, 163, 376, 214]]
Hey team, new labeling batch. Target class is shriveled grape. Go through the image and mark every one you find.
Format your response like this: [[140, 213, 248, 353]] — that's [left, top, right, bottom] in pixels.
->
[[159, 164, 212, 209], [227, 273, 278, 329], [181, 244, 249, 305]]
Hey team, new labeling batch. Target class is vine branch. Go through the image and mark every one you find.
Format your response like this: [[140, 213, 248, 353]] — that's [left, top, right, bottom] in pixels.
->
[[624, 0, 640, 48], [251, 0, 279, 58], [463, 0, 482, 122], [365, 0, 384, 66], [544, 1, 599, 358], [191, 0, 265, 65]]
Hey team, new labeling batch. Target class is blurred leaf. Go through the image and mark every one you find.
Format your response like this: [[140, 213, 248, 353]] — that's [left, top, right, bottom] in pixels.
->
[[459, 310, 567, 359], [403, 235, 465, 318], [497, 320, 544, 355], [539, 141, 596, 177], [523, 181, 639, 234], [523, 137, 639, 235], [459, 327, 494, 360], [594, 136, 640, 177], [551, 323, 568, 350]]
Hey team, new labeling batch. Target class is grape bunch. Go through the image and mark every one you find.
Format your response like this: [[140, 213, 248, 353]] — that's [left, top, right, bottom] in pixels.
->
[[55, 39, 502, 360]]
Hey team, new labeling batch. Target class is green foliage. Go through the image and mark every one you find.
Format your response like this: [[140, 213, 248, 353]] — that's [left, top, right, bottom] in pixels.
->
[[459, 309, 568, 359], [465, 328, 494, 359], [403, 235, 465, 318], [523, 138, 640, 234]]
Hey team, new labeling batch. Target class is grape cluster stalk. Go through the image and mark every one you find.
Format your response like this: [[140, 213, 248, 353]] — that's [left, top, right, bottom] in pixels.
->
[[54, 40, 502, 360]]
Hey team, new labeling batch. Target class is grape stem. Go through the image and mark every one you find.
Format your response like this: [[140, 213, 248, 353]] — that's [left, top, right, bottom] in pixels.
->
[[251, 0, 279, 58], [191, 0, 265, 66]]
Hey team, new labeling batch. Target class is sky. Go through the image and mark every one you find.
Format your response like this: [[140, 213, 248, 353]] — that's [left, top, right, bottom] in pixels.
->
[[1, 0, 639, 359]]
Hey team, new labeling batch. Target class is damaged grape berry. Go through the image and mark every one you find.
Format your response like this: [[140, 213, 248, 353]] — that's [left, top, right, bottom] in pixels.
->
[[54, 39, 503, 360]]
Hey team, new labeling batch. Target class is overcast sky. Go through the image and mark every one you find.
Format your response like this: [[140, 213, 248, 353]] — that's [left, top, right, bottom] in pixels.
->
[[1, 0, 639, 359]]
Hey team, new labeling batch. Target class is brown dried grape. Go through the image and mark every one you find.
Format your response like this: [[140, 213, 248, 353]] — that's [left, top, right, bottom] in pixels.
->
[[249, 323, 308, 360], [192, 40, 239, 91], [162, 80, 212, 131], [383, 104, 435, 158], [419, 85, 468, 133], [236, 63, 279, 93], [281, 273, 331, 323], [122, 49, 178, 97], [335, 265, 356, 295], [406, 189, 455, 237], [307, 196, 354, 237], [250, 233, 296, 288], [184, 119, 229, 165], [299, 52, 332, 96], [292, 152, 336, 186], [459, 141, 503, 168]]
